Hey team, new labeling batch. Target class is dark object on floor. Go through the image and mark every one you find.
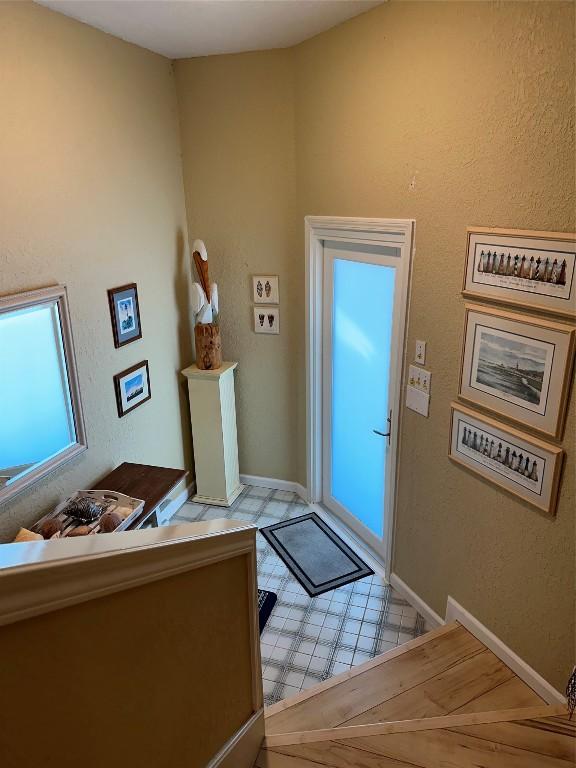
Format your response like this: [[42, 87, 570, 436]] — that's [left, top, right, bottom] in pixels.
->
[[260, 512, 374, 597], [567, 666, 576, 718], [258, 589, 277, 634]]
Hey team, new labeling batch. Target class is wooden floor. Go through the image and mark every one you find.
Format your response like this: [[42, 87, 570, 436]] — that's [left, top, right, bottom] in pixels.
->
[[257, 622, 575, 767]]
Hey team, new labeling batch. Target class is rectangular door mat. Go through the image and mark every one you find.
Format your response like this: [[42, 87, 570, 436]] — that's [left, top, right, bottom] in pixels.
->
[[260, 512, 374, 597]]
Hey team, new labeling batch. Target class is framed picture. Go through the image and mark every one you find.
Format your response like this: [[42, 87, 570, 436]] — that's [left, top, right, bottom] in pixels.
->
[[252, 275, 279, 304], [108, 283, 142, 348], [113, 360, 151, 417], [254, 306, 280, 334], [449, 402, 564, 515], [459, 304, 575, 440], [463, 228, 576, 318]]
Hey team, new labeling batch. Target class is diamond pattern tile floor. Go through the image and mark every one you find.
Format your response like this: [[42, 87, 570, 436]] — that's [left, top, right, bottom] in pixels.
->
[[169, 485, 428, 705]]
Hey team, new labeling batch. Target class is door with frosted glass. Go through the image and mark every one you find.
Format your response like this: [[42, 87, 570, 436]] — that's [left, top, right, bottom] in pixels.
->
[[322, 241, 401, 554]]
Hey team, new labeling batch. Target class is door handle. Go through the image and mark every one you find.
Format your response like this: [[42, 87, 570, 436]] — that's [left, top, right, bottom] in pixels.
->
[[373, 412, 392, 445]]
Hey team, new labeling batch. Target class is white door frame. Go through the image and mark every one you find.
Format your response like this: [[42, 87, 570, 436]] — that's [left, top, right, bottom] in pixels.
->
[[305, 216, 415, 575]]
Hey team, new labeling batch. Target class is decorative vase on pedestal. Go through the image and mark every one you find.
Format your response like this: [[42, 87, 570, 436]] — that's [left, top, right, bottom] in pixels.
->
[[194, 322, 222, 370]]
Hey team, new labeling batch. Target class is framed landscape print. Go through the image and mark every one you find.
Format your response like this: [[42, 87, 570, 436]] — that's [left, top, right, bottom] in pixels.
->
[[113, 360, 151, 417], [108, 283, 142, 348], [449, 403, 564, 515], [463, 228, 576, 319], [459, 304, 575, 440]]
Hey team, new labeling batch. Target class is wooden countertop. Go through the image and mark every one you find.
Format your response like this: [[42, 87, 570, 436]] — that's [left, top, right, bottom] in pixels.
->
[[94, 462, 188, 529]]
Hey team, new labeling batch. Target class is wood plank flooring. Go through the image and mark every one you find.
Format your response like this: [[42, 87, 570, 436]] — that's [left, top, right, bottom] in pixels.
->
[[258, 721, 574, 768], [258, 621, 574, 768]]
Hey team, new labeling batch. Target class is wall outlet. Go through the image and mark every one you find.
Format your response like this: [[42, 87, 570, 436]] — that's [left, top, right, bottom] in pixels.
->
[[408, 364, 431, 394], [415, 340, 426, 365]]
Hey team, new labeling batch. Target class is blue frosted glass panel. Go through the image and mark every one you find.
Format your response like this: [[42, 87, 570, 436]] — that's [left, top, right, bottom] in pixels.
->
[[331, 258, 395, 538], [0, 303, 76, 475]]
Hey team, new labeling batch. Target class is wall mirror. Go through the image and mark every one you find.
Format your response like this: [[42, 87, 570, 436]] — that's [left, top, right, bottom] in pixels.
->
[[0, 285, 87, 504]]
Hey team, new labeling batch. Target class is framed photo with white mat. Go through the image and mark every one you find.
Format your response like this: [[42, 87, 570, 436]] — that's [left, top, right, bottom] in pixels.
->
[[458, 304, 575, 440], [449, 402, 564, 515], [252, 275, 279, 304], [462, 228, 575, 319], [254, 306, 280, 334], [113, 360, 151, 417]]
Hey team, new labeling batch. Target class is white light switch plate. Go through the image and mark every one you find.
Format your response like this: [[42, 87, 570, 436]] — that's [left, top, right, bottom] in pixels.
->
[[415, 340, 426, 365], [406, 384, 429, 417], [408, 364, 431, 394]]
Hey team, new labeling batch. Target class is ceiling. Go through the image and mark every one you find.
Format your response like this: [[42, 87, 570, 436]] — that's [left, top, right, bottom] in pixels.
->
[[37, 0, 384, 59]]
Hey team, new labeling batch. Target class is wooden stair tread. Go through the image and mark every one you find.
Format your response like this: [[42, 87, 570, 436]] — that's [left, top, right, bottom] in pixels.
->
[[266, 623, 482, 734], [265, 622, 545, 735], [263, 705, 567, 747], [259, 622, 573, 767], [256, 743, 418, 767], [451, 715, 576, 762], [450, 674, 544, 713], [341, 647, 517, 726], [259, 716, 575, 768]]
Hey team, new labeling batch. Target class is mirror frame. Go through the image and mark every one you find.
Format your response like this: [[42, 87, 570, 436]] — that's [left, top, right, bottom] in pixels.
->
[[0, 285, 87, 504]]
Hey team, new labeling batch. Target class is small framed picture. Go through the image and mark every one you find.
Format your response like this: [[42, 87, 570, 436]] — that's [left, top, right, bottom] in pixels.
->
[[113, 360, 151, 417], [254, 306, 280, 334], [458, 304, 575, 440], [252, 275, 279, 304], [449, 402, 564, 515], [108, 283, 142, 348], [463, 228, 575, 319]]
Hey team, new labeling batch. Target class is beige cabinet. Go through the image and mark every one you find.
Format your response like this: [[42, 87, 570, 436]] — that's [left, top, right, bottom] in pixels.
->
[[182, 362, 243, 506]]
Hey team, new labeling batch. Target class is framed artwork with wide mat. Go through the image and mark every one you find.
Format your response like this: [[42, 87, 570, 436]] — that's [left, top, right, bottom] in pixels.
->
[[260, 512, 373, 597], [458, 304, 575, 440], [108, 283, 142, 348], [462, 228, 576, 319], [449, 403, 564, 515], [113, 360, 151, 418]]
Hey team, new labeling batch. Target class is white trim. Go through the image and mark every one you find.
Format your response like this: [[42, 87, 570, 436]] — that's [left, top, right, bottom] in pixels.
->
[[0, 284, 88, 505], [193, 485, 244, 507], [446, 596, 566, 705], [155, 478, 194, 524], [389, 573, 444, 629], [240, 474, 307, 501], [0, 523, 257, 627], [305, 216, 415, 577], [206, 709, 264, 768]]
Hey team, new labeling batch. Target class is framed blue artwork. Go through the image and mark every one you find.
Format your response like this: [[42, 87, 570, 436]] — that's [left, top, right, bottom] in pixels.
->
[[108, 283, 142, 348]]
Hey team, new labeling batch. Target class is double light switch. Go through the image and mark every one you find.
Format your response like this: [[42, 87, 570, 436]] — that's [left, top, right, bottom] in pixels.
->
[[406, 343, 431, 417]]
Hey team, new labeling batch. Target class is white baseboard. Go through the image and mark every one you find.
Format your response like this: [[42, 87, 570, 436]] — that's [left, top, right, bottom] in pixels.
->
[[389, 573, 444, 629], [207, 709, 264, 768], [240, 474, 307, 501], [446, 596, 566, 705]]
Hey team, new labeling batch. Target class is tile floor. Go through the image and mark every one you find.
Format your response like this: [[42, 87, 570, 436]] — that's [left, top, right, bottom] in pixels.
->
[[170, 485, 427, 705]]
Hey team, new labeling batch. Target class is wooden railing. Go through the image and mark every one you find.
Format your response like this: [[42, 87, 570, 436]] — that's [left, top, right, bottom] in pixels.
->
[[0, 520, 264, 768]]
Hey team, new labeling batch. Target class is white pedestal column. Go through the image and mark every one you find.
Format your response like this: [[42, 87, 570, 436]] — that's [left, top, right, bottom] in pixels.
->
[[181, 362, 243, 506]]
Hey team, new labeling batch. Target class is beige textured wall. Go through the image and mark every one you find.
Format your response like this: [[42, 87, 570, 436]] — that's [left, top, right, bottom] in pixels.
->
[[295, 0, 575, 690], [175, 1, 575, 689], [175, 51, 299, 481], [0, 556, 254, 767], [0, 2, 192, 541]]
